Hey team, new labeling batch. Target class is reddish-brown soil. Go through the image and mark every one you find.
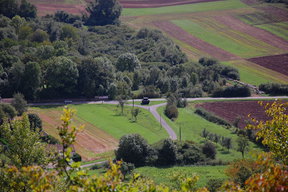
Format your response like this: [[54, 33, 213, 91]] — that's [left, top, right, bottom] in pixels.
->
[[32, 0, 221, 15], [241, 0, 259, 5], [258, 6, 288, 22], [29, 108, 118, 161], [215, 16, 288, 50], [153, 21, 240, 61], [248, 54, 288, 76], [196, 101, 272, 129]]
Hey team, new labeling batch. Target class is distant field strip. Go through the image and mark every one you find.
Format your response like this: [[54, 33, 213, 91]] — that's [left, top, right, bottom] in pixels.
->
[[223, 60, 288, 85], [171, 19, 282, 58], [153, 21, 239, 61], [248, 54, 288, 76], [120, 0, 222, 8], [257, 22, 288, 41], [122, 0, 247, 16], [215, 16, 288, 50]]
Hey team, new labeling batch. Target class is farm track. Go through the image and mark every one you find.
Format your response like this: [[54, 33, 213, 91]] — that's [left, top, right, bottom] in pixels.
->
[[152, 21, 241, 61]]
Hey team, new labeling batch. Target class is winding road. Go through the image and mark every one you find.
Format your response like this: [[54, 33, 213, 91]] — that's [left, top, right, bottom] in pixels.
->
[[30, 96, 288, 142]]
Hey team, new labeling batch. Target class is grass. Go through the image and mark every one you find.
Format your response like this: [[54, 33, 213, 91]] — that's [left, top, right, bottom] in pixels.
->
[[257, 21, 288, 41], [157, 105, 261, 161], [222, 60, 288, 85], [122, 0, 247, 16], [171, 19, 276, 58], [135, 165, 228, 188], [73, 104, 168, 144]]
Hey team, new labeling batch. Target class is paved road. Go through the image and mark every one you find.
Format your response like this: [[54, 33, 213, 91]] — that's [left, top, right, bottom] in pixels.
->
[[29, 96, 288, 141]]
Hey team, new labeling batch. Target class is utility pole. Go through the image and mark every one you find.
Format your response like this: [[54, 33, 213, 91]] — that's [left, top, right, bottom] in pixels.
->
[[179, 124, 182, 143], [160, 113, 162, 128]]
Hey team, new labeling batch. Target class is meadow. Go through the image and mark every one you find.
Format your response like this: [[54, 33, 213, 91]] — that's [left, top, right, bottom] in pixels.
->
[[30, 104, 168, 160], [157, 104, 260, 162], [135, 165, 228, 188]]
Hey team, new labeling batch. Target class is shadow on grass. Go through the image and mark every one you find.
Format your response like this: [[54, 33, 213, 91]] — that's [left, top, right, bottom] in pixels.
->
[[33, 105, 64, 109]]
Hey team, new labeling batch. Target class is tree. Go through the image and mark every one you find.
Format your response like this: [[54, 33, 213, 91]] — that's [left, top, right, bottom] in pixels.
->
[[0, 114, 47, 168], [45, 56, 79, 97], [116, 53, 140, 72], [202, 141, 216, 159], [156, 139, 178, 166], [0, 104, 17, 124], [0, 0, 18, 18], [28, 113, 42, 132], [246, 101, 288, 164], [165, 104, 178, 120], [85, 0, 122, 26], [131, 108, 140, 122], [115, 134, 152, 167], [18, 0, 37, 19], [237, 136, 249, 158], [120, 162, 135, 180], [11, 93, 27, 115], [21, 62, 41, 100]]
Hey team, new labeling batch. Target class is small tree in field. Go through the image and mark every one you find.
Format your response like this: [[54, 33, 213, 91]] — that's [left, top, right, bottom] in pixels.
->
[[237, 136, 249, 158], [131, 108, 140, 122]]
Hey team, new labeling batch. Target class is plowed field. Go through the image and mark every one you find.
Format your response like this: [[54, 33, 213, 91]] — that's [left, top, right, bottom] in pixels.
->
[[248, 54, 288, 76], [196, 101, 272, 129]]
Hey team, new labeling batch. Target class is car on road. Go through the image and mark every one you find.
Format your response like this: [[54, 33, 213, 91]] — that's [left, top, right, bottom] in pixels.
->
[[141, 97, 150, 105]]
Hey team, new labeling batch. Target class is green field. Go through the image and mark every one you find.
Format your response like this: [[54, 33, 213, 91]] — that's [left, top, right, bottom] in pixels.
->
[[171, 19, 275, 58], [257, 22, 288, 41], [72, 104, 168, 144], [135, 165, 228, 188], [157, 105, 260, 161], [122, 0, 247, 16]]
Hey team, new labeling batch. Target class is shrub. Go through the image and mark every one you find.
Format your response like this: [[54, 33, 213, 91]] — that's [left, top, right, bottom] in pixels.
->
[[156, 139, 178, 166], [28, 113, 42, 132], [41, 135, 59, 144], [115, 134, 152, 167], [259, 83, 288, 96], [11, 93, 27, 115], [72, 153, 82, 162], [195, 108, 231, 127], [207, 179, 225, 192], [120, 162, 135, 179], [212, 85, 251, 97], [202, 142, 216, 159], [164, 104, 178, 120]]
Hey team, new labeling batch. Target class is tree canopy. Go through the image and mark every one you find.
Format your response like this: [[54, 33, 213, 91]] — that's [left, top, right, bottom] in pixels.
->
[[85, 0, 122, 26]]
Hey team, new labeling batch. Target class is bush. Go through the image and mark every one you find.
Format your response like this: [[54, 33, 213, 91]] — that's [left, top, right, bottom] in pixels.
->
[[212, 85, 251, 97], [156, 139, 178, 166], [115, 134, 153, 167], [164, 104, 178, 120], [41, 135, 59, 144], [0, 103, 16, 121], [259, 83, 288, 96], [72, 153, 82, 162], [177, 141, 205, 165], [120, 162, 135, 179], [202, 142, 216, 159], [11, 93, 27, 115], [28, 113, 42, 132], [207, 179, 225, 192], [195, 108, 231, 127]]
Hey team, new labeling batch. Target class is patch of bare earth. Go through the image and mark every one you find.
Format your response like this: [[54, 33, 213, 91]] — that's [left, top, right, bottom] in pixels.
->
[[215, 16, 288, 50], [153, 21, 240, 61], [30, 109, 118, 161], [196, 101, 272, 129], [248, 54, 288, 76]]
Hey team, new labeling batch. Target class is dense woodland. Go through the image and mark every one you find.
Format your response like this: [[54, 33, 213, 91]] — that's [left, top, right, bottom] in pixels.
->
[[0, 0, 241, 101]]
